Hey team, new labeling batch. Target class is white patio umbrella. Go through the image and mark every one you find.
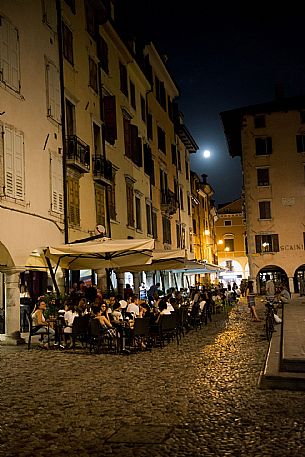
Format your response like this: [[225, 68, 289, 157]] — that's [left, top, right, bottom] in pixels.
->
[[44, 238, 155, 270], [118, 248, 190, 272]]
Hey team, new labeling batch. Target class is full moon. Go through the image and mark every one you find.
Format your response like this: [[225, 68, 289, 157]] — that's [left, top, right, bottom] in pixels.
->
[[203, 149, 211, 158]]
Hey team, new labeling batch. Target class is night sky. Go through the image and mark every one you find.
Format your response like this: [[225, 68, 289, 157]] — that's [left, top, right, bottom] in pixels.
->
[[116, 1, 305, 205]]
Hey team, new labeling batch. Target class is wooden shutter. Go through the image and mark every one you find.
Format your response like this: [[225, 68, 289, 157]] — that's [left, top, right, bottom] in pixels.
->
[[3, 125, 14, 197], [272, 234, 279, 252], [48, 63, 61, 122], [51, 152, 63, 213], [255, 235, 262, 253], [103, 96, 117, 144], [68, 177, 80, 225], [9, 24, 19, 91], [95, 185, 106, 227], [0, 17, 10, 84], [0, 17, 20, 91], [123, 117, 131, 159], [14, 130, 24, 199], [130, 124, 138, 163]]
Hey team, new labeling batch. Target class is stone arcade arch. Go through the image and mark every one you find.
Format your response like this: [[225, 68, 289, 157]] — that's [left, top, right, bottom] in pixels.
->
[[257, 265, 289, 294], [293, 264, 305, 294]]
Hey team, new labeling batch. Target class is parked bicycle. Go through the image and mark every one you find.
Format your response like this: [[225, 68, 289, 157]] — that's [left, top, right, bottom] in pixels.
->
[[264, 297, 276, 341]]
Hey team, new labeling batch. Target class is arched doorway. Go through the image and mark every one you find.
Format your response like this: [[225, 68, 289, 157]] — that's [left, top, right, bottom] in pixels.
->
[[293, 265, 305, 294], [257, 265, 289, 294]]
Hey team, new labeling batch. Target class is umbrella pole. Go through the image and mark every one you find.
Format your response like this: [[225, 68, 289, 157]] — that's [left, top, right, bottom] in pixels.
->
[[186, 275, 190, 290], [44, 252, 60, 299], [106, 268, 113, 294], [173, 272, 178, 290]]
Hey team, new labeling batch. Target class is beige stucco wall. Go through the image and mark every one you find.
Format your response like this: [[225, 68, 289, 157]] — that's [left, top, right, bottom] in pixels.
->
[[242, 110, 305, 284]]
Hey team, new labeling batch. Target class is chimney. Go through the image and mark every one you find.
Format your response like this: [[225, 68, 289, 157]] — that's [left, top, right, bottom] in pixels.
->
[[201, 173, 207, 184]]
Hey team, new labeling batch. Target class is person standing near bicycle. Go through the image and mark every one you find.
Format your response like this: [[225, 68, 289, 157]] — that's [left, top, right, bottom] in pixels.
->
[[246, 280, 261, 322], [265, 274, 275, 300]]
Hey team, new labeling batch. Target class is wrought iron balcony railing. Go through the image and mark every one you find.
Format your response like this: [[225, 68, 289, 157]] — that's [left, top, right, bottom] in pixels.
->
[[66, 135, 90, 173], [161, 189, 178, 215], [92, 155, 112, 183]]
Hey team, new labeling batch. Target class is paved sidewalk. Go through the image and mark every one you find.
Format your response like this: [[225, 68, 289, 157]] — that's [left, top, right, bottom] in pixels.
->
[[1, 303, 305, 457]]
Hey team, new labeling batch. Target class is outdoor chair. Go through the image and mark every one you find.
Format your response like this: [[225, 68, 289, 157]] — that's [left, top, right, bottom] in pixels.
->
[[159, 313, 179, 347], [128, 317, 151, 352], [26, 312, 50, 350], [71, 315, 90, 350], [88, 318, 117, 354], [189, 303, 202, 331]]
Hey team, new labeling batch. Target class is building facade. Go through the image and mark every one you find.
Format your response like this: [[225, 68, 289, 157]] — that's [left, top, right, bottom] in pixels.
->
[[0, 0, 200, 342], [221, 96, 305, 294], [215, 199, 248, 287], [190, 172, 218, 285]]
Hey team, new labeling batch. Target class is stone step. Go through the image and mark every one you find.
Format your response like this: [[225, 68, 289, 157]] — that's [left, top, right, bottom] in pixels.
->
[[280, 302, 305, 373]]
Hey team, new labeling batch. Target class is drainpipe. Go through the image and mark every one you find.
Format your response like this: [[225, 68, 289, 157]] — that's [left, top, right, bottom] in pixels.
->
[[56, 0, 69, 245], [56, 0, 69, 294]]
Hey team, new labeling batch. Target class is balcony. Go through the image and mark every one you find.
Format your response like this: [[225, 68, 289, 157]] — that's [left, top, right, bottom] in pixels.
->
[[92, 155, 113, 184], [161, 189, 178, 216], [66, 135, 90, 173]]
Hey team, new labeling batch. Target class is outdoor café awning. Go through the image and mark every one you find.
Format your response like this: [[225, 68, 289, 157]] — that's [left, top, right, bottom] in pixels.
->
[[172, 261, 227, 275], [118, 249, 218, 273], [44, 238, 155, 270], [118, 249, 190, 272]]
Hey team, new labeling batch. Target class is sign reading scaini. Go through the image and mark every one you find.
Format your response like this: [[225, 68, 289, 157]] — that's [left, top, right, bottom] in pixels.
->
[[280, 244, 304, 251]]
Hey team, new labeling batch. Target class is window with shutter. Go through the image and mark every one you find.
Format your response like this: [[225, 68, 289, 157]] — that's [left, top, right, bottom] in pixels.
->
[[103, 96, 117, 144], [157, 126, 166, 154], [146, 202, 152, 235], [107, 172, 116, 220], [126, 180, 134, 227], [89, 56, 98, 93], [95, 185, 106, 227], [135, 196, 141, 230], [46, 62, 61, 123], [259, 201, 271, 219], [0, 17, 20, 92], [68, 177, 80, 226], [97, 35, 108, 73], [62, 22, 74, 65], [257, 168, 269, 186], [119, 62, 128, 97], [255, 234, 279, 253], [130, 81, 136, 110], [123, 118, 132, 159], [51, 151, 63, 214], [152, 210, 158, 239], [3, 125, 24, 200], [147, 113, 153, 140], [162, 216, 171, 244], [255, 137, 272, 155]]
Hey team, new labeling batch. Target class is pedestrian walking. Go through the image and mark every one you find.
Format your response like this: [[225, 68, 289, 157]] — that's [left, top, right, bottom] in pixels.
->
[[246, 280, 261, 322]]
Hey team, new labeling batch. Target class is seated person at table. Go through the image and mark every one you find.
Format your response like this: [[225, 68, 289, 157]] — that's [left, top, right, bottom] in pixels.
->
[[156, 299, 171, 323], [100, 302, 112, 321], [112, 302, 123, 322], [126, 295, 140, 318], [31, 299, 55, 346], [63, 302, 77, 346], [92, 305, 113, 329], [76, 298, 88, 316]]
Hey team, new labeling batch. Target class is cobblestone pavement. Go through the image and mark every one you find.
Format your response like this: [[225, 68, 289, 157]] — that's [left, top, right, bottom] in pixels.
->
[[1, 300, 305, 457]]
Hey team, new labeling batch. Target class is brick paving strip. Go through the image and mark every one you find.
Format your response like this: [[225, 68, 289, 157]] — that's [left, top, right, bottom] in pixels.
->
[[0, 300, 305, 457]]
